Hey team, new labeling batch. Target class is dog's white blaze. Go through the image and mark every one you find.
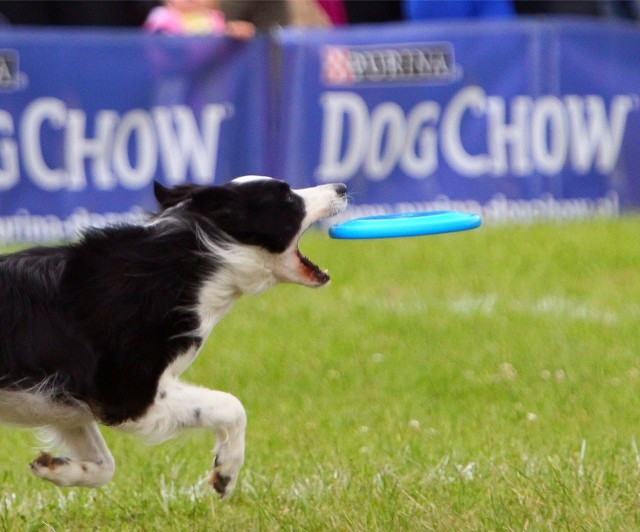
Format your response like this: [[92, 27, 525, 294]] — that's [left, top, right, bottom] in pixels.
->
[[231, 175, 272, 185], [294, 184, 347, 230]]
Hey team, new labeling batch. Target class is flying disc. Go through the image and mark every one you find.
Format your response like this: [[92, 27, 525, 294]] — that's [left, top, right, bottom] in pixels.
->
[[328, 210, 482, 239]]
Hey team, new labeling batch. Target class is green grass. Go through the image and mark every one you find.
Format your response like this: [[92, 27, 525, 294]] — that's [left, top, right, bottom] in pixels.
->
[[3, 217, 640, 530]]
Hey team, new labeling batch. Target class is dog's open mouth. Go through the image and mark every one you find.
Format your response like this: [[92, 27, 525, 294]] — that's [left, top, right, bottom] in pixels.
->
[[296, 248, 330, 285], [276, 184, 348, 287]]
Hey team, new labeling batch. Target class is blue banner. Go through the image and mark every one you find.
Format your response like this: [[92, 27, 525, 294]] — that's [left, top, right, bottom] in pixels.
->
[[0, 28, 269, 242], [274, 19, 640, 223], [1, 19, 640, 242]]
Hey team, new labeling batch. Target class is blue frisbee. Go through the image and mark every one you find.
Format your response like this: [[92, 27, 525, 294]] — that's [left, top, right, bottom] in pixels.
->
[[328, 210, 482, 239]]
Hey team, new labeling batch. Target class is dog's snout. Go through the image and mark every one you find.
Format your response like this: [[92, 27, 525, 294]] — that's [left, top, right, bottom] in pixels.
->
[[334, 184, 347, 197]]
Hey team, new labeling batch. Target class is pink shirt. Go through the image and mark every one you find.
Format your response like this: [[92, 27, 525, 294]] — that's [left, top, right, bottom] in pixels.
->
[[144, 6, 226, 35]]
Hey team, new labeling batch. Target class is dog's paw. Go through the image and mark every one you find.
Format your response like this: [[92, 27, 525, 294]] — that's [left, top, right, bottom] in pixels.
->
[[29, 452, 114, 488], [210, 453, 241, 498], [30, 452, 74, 485], [30, 451, 70, 469]]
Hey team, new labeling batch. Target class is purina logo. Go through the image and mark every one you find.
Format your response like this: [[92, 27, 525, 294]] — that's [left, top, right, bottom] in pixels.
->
[[322, 43, 460, 86], [0, 50, 27, 91]]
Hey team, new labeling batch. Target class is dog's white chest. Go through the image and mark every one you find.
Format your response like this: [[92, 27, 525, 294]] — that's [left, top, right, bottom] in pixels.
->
[[166, 345, 201, 377]]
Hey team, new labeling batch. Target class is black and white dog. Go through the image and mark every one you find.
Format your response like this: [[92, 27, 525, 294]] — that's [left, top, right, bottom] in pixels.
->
[[0, 176, 347, 497]]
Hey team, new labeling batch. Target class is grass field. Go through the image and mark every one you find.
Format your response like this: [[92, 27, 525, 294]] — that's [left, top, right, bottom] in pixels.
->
[[2, 217, 640, 530]]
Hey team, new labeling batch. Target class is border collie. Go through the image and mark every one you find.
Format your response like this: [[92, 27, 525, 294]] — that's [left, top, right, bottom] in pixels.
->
[[0, 176, 347, 498]]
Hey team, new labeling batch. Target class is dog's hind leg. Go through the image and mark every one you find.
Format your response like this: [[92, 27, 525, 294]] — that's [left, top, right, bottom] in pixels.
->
[[0, 389, 114, 488], [30, 422, 115, 488], [120, 377, 246, 498]]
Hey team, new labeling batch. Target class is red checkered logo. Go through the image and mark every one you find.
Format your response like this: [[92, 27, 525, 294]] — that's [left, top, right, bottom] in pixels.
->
[[322, 47, 354, 85]]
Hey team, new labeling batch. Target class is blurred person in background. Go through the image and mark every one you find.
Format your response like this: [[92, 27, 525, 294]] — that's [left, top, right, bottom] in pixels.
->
[[219, 0, 290, 28], [144, 0, 255, 37], [316, 0, 347, 25], [220, 0, 332, 28], [0, 0, 326, 29]]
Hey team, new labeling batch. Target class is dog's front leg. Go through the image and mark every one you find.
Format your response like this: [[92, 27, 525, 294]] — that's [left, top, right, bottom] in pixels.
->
[[122, 377, 246, 498]]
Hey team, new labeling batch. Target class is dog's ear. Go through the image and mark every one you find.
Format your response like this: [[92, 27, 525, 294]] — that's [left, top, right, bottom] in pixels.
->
[[154, 181, 198, 210]]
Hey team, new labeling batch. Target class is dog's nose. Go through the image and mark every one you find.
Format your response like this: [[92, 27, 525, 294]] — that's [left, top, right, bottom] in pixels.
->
[[334, 184, 347, 197]]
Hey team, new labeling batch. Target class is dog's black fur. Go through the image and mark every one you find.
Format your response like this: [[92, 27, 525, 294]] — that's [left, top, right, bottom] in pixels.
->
[[0, 178, 324, 422]]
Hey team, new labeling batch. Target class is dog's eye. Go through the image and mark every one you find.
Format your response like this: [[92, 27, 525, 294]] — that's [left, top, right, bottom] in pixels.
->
[[286, 191, 295, 202]]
